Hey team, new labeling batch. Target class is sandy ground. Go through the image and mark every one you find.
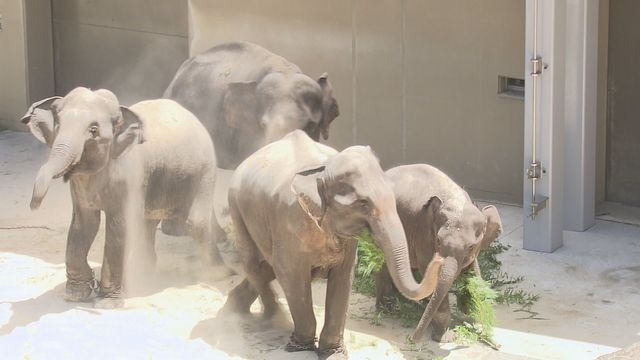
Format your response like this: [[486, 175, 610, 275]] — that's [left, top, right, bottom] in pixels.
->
[[1, 130, 638, 359]]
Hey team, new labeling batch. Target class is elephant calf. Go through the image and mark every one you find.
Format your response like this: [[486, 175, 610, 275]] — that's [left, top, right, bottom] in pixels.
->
[[375, 164, 503, 342], [22, 87, 233, 308]]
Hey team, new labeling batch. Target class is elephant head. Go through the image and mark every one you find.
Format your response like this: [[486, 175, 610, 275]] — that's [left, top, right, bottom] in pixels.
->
[[412, 199, 503, 341], [223, 72, 339, 146], [292, 146, 443, 302], [21, 87, 144, 210]]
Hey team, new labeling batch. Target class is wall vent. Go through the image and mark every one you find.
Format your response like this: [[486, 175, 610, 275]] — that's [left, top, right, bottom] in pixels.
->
[[498, 76, 525, 99]]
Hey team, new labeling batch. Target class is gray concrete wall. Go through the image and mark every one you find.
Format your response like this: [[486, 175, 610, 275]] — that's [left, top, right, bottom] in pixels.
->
[[51, 0, 189, 105], [24, 0, 55, 107], [606, 0, 640, 206], [190, 0, 525, 204], [0, 0, 28, 130], [0, 0, 53, 130]]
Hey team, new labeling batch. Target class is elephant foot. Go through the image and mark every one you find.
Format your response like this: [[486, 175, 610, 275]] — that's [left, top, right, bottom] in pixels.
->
[[262, 303, 283, 320], [220, 298, 251, 316], [284, 335, 317, 352], [432, 329, 456, 343], [64, 274, 99, 302], [375, 296, 395, 314], [210, 264, 236, 281], [317, 344, 348, 360], [94, 287, 124, 309]]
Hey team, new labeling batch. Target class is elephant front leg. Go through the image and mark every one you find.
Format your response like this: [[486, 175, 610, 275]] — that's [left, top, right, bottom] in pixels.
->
[[318, 243, 357, 360], [65, 206, 101, 302], [374, 263, 395, 312], [431, 294, 454, 343], [274, 262, 317, 353], [95, 212, 128, 308]]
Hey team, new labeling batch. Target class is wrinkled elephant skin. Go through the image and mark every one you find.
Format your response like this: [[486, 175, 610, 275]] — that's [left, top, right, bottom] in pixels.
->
[[164, 41, 340, 169], [22, 87, 233, 307], [223, 131, 443, 359], [377, 164, 503, 342]]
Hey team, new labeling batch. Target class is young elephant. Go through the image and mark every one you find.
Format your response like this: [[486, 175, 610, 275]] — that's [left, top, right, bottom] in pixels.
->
[[22, 87, 233, 308], [375, 164, 503, 342], [223, 131, 443, 359]]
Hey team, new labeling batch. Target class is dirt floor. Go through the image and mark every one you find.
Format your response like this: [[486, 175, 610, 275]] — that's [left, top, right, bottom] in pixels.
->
[[1, 130, 638, 359]]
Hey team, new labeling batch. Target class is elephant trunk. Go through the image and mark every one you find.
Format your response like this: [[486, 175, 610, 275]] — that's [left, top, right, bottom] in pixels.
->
[[31, 138, 82, 210], [411, 256, 459, 341], [371, 212, 443, 301]]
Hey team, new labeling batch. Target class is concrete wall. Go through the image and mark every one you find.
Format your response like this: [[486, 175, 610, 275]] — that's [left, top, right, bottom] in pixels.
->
[[0, 0, 54, 130], [51, 0, 189, 105], [606, 0, 640, 206], [0, 0, 28, 130], [24, 0, 55, 107], [190, 0, 525, 204]]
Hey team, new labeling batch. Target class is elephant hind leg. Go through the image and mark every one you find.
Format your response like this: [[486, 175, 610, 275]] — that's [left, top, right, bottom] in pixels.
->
[[225, 203, 278, 317], [187, 171, 234, 279], [374, 263, 396, 312], [186, 215, 234, 280], [223, 263, 276, 316], [223, 278, 258, 314], [142, 219, 160, 269]]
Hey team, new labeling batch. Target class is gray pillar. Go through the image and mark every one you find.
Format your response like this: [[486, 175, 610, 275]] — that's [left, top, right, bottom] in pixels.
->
[[563, 0, 598, 232], [523, 0, 565, 252]]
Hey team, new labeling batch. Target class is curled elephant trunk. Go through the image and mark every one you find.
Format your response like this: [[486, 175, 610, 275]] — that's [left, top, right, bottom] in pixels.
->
[[31, 139, 82, 210], [371, 212, 443, 301], [411, 256, 459, 341]]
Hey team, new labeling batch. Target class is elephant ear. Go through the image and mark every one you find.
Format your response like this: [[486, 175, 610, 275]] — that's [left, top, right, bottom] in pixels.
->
[[291, 165, 327, 231], [223, 81, 259, 129], [21, 96, 63, 146], [423, 196, 444, 224], [317, 73, 339, 140], [481, 205, 503, 249], [112, 106, 145, 158]]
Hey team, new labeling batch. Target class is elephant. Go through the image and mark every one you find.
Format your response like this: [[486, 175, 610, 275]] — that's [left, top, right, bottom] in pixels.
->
[[21, 87, 234, 308], [222, 130, 444, 359], [375, 164, 503, 342], [163, 41, 340, 169]]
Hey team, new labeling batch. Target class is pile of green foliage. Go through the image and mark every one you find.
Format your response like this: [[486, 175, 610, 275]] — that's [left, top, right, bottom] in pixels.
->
[[352, 228, 538, 347], [451, 273, 498, 348]]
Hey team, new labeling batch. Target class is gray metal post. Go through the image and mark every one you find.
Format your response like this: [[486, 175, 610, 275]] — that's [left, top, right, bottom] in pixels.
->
[[523, 0, 565, 252], [563, 0, 598, 232]]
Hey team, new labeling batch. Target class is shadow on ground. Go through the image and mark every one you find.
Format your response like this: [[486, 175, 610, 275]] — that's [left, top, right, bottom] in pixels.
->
[[0, 283, 100, 336]]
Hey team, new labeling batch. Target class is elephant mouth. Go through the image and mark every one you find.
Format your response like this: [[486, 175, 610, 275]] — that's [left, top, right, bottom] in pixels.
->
[[60, 162, 79, 182]]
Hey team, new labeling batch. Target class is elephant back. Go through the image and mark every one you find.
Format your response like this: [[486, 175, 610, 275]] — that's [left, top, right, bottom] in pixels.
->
[[129, 99, 215, 168]]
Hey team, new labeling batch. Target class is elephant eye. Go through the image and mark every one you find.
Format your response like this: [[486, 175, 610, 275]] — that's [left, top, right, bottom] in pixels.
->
[[357, 199, 372, 212], [89, 125, 99, 138]]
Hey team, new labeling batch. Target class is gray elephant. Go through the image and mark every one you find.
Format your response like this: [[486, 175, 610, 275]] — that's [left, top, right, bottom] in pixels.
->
[[222, 130, 443, 359], [375, 164, 503, 342], [22, 87, 233, 308], [163, 41, 340, 169]]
